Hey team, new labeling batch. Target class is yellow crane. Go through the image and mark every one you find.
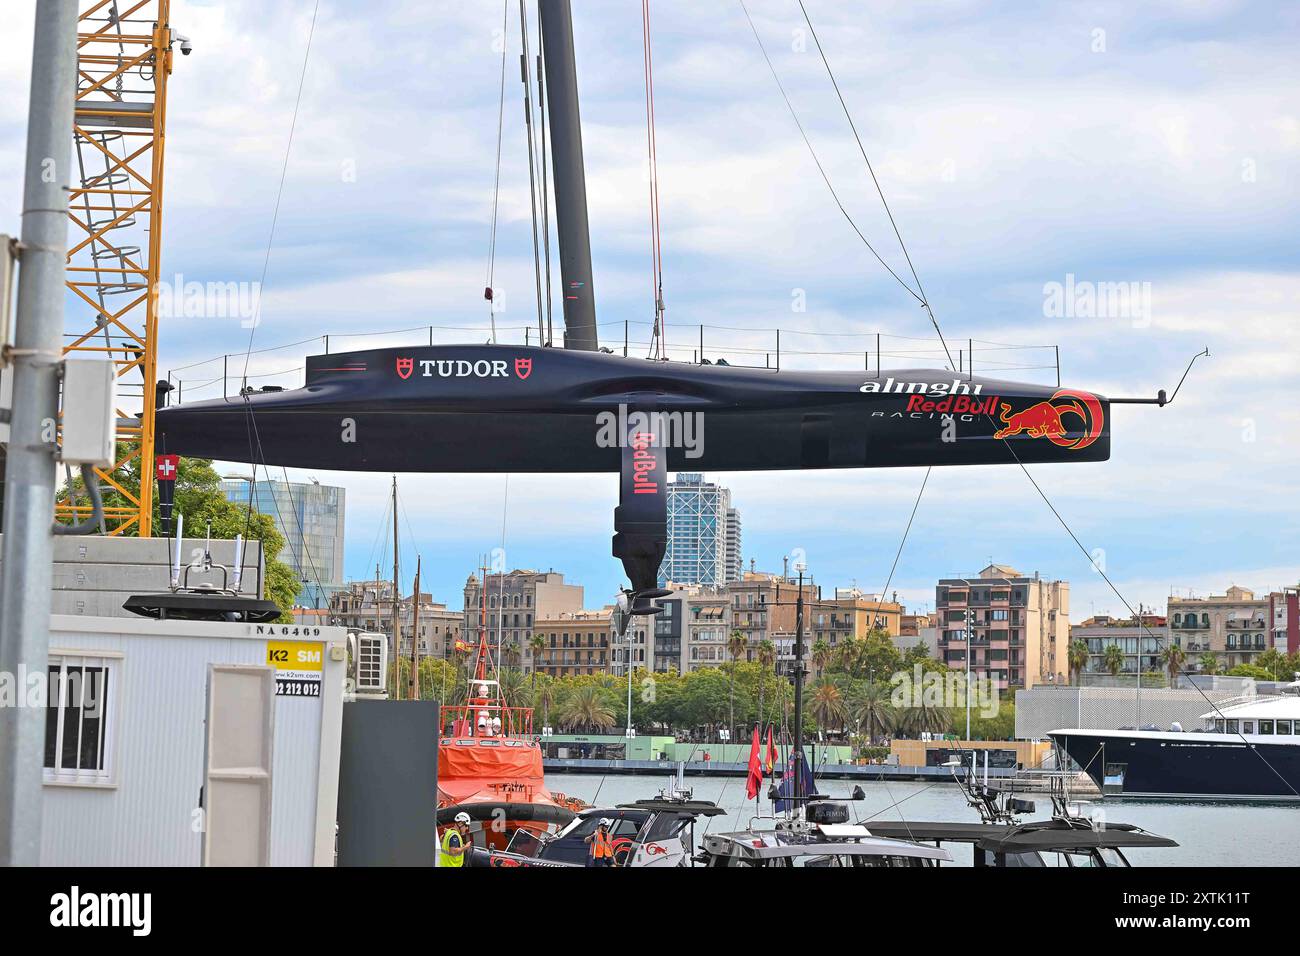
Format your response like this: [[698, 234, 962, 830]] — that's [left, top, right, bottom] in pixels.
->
[[57, 0, 183, 536]]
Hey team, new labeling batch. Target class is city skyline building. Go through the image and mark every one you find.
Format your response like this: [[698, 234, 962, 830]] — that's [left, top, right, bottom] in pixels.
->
[[220, 477, 345, 608], [659, 473, 742, 587], [936, 564, 1070, 691]]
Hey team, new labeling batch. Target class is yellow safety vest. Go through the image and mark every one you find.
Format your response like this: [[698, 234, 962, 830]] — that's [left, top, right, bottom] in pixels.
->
[[439, 828, 466, 868]]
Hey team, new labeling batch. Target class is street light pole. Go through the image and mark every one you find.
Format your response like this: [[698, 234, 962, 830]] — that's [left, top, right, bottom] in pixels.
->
[[0, 0, 78, 866]]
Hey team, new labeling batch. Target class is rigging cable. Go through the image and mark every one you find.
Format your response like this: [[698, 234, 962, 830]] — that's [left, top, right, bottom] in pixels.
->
[[737, 0, 925, 310], [796, 0, 955, 370], [485, 0, 510, 341], [791, 3, 1286, 794], [642, 0, 667, 360], [518, 1, 547, 345], [536, 11, 555, 346], [239, 0, 320, 379]]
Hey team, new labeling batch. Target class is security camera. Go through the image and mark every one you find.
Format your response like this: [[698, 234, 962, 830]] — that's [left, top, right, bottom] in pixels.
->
[[173, 31, 193, 55]]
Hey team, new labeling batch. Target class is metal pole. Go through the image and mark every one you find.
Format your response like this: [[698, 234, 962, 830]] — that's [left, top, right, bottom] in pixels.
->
[[538, 0, 598, 350], [793, 568, 806, 807], [391, 477, 401, 699], [0, 0, 77, 866]]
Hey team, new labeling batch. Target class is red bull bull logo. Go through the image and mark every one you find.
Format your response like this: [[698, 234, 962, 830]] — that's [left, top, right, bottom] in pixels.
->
[[992, 388, 1104, 449]]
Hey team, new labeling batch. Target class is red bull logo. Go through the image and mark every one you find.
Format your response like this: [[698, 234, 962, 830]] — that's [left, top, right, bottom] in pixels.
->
[[992, 388, 1104, 449]]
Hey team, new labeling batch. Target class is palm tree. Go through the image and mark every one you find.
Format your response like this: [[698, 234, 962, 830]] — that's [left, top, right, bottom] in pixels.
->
[[558, 685, 615, 733], [811, 639, 832, 679], [498, 668, 529, 710], [1159, 643, 1187, 685], [810, 680, 848, 737], [900, 698, 952, 737], [726, 629, 747, 741], [533, 678, 558, 731], [834, 636, 861, 676], [1068, 639, 1090, 683], [529, 634, 546, 692], [1102, 643, 1125, 677], [756, 639, 776, 728], [1199, 652, 1220, 675], [852, 682, 895, 743], [503, 642, 522, 671]]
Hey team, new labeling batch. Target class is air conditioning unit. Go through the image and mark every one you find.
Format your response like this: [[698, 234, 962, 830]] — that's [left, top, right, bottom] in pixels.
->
[[349, 630, 388, 698]]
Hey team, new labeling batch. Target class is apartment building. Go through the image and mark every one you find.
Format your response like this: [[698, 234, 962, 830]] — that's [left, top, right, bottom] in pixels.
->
[[684, 590, 731, 672], [1167, 586, 1270, 670], [1268, 587, 1299, 656], [533, 610, 612, 678], [1072, 615, 1164, 677], [935, 564, 1069, 691], [463, 569, 584, 670], [726, 572, 819, 661], [327, 580, 461, 661]]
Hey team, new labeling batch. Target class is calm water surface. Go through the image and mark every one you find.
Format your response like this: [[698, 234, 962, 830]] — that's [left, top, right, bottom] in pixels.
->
[[546, 772, 1297, 866]]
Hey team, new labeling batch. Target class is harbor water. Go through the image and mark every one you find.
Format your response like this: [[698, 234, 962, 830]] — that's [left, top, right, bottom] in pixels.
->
[[546, 773, 1297, 866]]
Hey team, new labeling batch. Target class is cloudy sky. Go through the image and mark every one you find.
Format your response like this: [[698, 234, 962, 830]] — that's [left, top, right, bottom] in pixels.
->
[[3, 1, 1297, 616]]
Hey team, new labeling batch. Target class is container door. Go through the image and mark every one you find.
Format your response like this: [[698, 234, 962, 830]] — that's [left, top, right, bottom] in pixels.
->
[[202, 664, 276, 866]]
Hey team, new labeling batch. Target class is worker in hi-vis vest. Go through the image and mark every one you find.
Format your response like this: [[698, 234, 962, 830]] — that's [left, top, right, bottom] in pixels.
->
[[439, 812, 471, 867], [584, 818, 615, 867]]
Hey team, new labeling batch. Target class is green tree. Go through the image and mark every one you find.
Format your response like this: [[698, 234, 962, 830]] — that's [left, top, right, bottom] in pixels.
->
[[558, 685, 616, 733], [1068, 639, 1090, 683], [529, 634, 546, 686], [898, 698, 953, 738], [1255, 648, 1291, 681], [1226, 663, 1272, 680], [811, 639, 832, 679], [1198, 652, 1220, 675], [810, 679, 848, 737], [851, 682, 896, 743], [726, 629, 747, 740], [532, 676, 558, 730], [1159, 643, 1187, 684], [1102, 643, 1125, 676]]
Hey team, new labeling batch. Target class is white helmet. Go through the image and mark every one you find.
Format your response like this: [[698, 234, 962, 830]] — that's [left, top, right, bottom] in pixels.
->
[[454, 812, 471, 825], [599, 817, 613, 828]]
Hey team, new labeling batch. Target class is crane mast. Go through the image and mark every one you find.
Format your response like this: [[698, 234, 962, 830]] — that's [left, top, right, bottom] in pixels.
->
[[57, 0, 179, 536]]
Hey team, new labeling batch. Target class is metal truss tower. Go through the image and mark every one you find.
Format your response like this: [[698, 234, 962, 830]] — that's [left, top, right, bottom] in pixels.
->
[[56, 0, 178, 535]]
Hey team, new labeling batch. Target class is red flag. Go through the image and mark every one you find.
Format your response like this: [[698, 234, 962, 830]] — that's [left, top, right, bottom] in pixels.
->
[[745, 725, 763, 800], [765, 725, 778, 773]]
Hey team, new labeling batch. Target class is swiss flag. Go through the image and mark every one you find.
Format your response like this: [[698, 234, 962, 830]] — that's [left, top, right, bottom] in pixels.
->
[[745, 725, 764, 800], [156, 454, 179, 536], [155, 454, 179, 481]]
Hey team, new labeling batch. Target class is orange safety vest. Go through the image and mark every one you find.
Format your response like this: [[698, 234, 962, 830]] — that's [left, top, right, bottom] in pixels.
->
[[591, 829, 613, 859]]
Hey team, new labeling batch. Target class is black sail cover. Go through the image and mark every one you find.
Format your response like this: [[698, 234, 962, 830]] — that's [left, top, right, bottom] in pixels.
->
[[155, 344, 1110, 472]]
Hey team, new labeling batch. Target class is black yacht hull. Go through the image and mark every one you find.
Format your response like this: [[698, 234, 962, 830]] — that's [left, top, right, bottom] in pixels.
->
[[157, 345, 1110, 472], [1051, 730, 1300, 801]]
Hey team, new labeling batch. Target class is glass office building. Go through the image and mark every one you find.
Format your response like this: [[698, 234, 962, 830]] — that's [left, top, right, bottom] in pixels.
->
[[658, 474, 741, 587], [220, 478, 345, 608]]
